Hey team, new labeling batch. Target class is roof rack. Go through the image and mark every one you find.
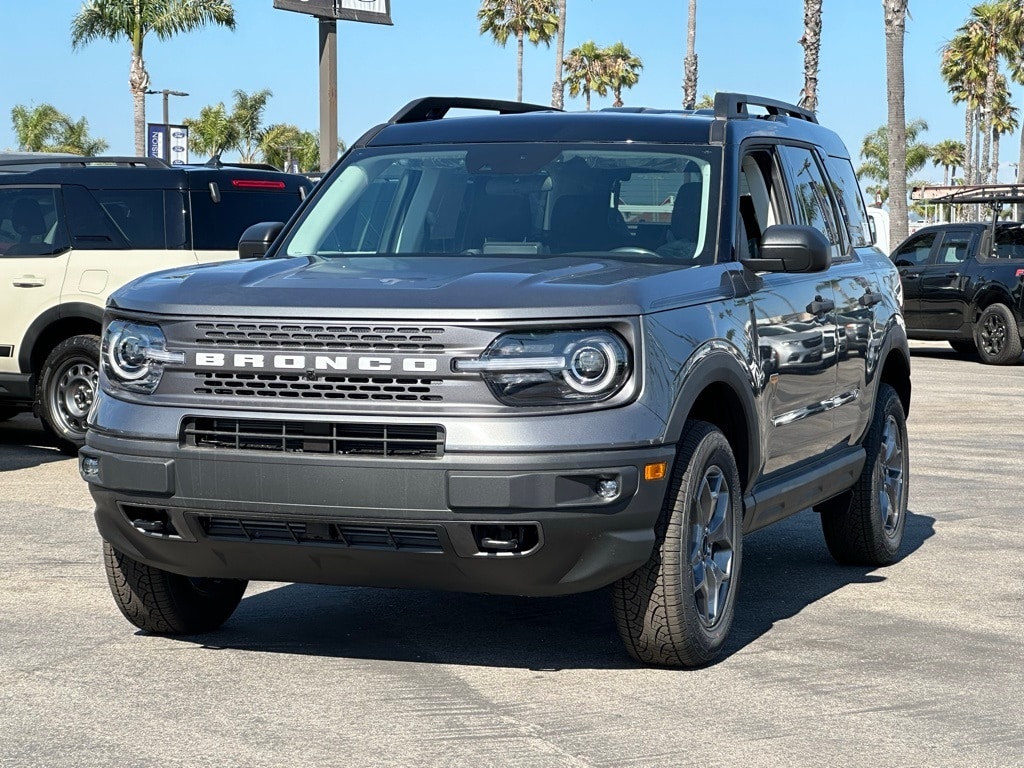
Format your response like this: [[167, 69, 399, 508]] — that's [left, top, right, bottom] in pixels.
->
[[202, 154, 282, 172], [0, 155, 169, 169], [389, 97, 557, 124], [912, 184, 1024, 205], [713, 93, 817, 124]]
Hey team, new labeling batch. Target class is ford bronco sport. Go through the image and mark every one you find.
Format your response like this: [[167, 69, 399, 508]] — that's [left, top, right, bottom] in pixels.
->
[[81, 94, 912, 667], [0, 155, 310, 452]]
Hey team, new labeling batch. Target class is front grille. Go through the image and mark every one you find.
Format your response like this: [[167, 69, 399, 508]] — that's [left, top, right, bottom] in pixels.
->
[[199, 516, 443, 552], [193, 322, 447, 354], [192, 372, 444, 402], [182, 417, 445, 457]]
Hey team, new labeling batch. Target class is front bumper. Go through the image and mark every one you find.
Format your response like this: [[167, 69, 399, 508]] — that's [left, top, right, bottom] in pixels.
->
[[82, 429, 674, 597]]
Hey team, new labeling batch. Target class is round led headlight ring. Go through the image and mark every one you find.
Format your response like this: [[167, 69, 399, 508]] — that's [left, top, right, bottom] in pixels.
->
[[562, 338, 620, 394], [107, 327, 151, 381]]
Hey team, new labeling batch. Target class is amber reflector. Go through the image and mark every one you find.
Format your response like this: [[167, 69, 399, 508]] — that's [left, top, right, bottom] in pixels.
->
[[644, 462, 667, 481]]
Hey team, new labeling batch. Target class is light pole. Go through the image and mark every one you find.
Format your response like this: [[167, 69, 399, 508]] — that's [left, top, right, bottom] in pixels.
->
[[145, 89, 189, 163]]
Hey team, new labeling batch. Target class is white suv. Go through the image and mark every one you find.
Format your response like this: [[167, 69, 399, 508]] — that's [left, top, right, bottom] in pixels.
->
[[0, 156, 310, 452]]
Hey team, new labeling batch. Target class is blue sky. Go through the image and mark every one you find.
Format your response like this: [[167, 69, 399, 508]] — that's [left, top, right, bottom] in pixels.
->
[[0, 1, 1006, 181]]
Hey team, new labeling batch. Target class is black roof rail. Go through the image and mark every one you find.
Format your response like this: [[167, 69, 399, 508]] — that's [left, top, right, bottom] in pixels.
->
[[389, 96, 558, 124], [713, 92, 817, 124], [0, 155, 169, 168], [202, 154, 282, 172]]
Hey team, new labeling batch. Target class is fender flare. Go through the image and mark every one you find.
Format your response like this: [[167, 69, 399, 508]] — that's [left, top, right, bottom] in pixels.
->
[[663, 345, 763, 491], [18, 302, 104, 373]]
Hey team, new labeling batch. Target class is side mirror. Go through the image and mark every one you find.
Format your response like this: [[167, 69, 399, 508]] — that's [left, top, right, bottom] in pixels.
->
[[238, 222, 285, 259], [742, 225, 831, 273]]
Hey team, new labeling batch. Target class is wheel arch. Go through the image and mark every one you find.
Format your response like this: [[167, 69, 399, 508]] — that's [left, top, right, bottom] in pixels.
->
[[664, 350, 760, 494], [19, 303, 103, 375], [877, 323, 912, 418]]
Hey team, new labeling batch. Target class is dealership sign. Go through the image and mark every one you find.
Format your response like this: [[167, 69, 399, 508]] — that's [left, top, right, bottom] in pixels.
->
[[272, 0, 392, 25], [147, 124, 189, 165]]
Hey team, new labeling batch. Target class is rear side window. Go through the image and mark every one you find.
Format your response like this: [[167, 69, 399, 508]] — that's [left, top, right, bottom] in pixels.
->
[[0, 186, 70, 257], [90, 189, 183, 249], [190, 186, 305, 251]]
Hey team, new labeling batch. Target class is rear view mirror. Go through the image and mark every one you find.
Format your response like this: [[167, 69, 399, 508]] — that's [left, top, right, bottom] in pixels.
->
[[238, 222, 285, 259], [742, 225, 831, 273]]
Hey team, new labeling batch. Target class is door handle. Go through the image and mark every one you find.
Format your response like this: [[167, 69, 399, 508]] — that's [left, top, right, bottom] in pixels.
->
[[902, 272, 920, 280], [859, 292, 884, 307], [12, 275, 45, 287], [944, 271, 960, 279], [806, 297, 835, 315]]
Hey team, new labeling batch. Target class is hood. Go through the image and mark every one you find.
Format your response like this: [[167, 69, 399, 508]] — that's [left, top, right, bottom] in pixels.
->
[[109, 254, 737, 320]]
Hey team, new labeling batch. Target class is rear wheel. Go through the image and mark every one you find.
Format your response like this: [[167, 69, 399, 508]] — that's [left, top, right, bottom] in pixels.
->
[[975, 303, 1022, 365], [35, 334, 100, 455], [612, 421, 743, 667], [818, 383, 908, 566], [104, 541, 247, 634]]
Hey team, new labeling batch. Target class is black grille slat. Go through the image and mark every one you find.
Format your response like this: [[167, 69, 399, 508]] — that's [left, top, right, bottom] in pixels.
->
[[182, 418, 445, 457], [193, 322, 446, 353], [192, 373, 444, 402], [200, 516, 443, 552]]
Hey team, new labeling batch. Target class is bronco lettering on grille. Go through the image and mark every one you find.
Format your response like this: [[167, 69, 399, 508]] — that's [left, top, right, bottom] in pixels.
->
[[193, 352, 439, 373]]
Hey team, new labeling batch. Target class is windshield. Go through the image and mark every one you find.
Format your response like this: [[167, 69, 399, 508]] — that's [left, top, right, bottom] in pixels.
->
[[281, 143, 720, 264]]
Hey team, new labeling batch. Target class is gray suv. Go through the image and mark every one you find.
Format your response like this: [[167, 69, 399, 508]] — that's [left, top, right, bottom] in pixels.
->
[[81, 94, 911, 667]]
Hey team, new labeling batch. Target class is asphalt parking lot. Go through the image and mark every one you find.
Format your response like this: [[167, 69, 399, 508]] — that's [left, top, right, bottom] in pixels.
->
[[1, 341, 1021, 768]]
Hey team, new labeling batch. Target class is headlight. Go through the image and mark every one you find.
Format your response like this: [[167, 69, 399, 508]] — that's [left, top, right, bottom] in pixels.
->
[[102, 320, 183, 394], [455, 329, 631, 406]]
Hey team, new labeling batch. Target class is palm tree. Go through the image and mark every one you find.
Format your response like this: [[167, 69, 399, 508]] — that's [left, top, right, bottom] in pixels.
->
[[183, 103, 239, 159], [259, 124, 339, 172], [53, 116, 110, 155], [942, 31, 984, 188], [955, 3, 1023, 185], [70, 0, 236, 157], [564, 40, 608, 111], [550, 0, 566, 108], [931, 139, 965, 185], [800, 0, 823, 112], [883, 0, 910, 249], [990, 76, 1018, 183], [682, 0, 698, 109], [857, 119, 931, 203], [231, 88, 273, 164], [478, 0, 558, 103], [605, 42, 642, 108], [10, 104, 66, 152]]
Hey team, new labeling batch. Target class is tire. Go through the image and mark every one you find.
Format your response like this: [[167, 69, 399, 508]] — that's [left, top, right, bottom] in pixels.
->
[[974, 303, 1023, 365], [818, 383, 909, 566], [612, 421, 743, 667], [35, 334, 100, 455], [948, 339, 976, 355], [104, 541, 247, 634]]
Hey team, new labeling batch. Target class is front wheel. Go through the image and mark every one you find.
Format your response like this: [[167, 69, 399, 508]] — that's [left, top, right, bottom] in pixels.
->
[[975, 303, 1022, 365], [35, 334, 100, 455], [612, 421, 743, 667], [104, 541, 247, 634], [818, 383, 909, 566]]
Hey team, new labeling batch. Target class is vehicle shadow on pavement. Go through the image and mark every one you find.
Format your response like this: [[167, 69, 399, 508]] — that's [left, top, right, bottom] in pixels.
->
[[0, 416, 65, 471], [173, 509, 935, 670]]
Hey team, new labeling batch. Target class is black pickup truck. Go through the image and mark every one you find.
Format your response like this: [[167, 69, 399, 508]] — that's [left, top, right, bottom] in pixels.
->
[[892, 190, 1024, 364]]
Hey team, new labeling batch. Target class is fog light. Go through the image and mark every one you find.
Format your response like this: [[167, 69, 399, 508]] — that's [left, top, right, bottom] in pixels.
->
[[597, 478, 620, 499], [81, 457, 100, 478]]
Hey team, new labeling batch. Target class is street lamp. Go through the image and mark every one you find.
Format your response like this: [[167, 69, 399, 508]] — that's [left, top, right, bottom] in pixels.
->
[[145, 88, 189, 163]]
